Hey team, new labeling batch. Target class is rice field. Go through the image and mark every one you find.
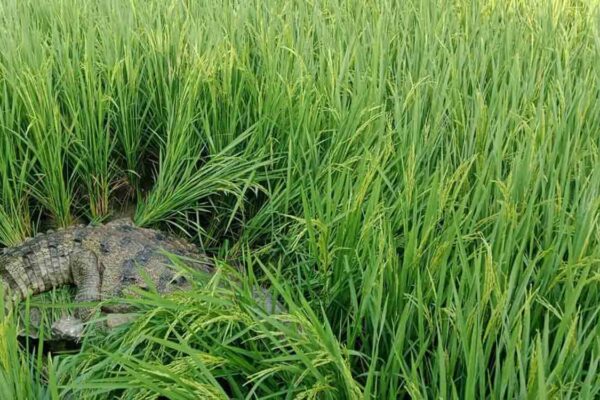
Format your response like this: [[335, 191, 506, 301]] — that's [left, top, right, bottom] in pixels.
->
[[1, 0, 600, 398]]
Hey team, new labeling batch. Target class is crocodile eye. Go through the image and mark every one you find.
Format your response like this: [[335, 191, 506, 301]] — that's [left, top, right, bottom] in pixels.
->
[[121, 275, 137, 285], [138, 284, 151, 292]]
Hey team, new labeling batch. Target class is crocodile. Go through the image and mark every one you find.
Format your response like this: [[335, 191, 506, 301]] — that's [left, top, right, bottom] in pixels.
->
[[0, 218, 261, 340]]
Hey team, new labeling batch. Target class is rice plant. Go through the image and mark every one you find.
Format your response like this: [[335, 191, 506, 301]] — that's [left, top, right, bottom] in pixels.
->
[[0, 0, 599, 398]]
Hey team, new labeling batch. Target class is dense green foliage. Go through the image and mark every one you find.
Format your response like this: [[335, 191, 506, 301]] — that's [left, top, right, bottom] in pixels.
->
[[1, 0, 600, 398]]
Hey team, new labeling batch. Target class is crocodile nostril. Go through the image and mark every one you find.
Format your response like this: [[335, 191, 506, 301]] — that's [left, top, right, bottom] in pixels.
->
[[100, 241, 110, 254]]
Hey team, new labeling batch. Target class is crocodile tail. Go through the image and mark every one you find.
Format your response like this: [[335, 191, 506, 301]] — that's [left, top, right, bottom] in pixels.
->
[[0, 231, 73, 300], [0, 252, 32, 300]]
